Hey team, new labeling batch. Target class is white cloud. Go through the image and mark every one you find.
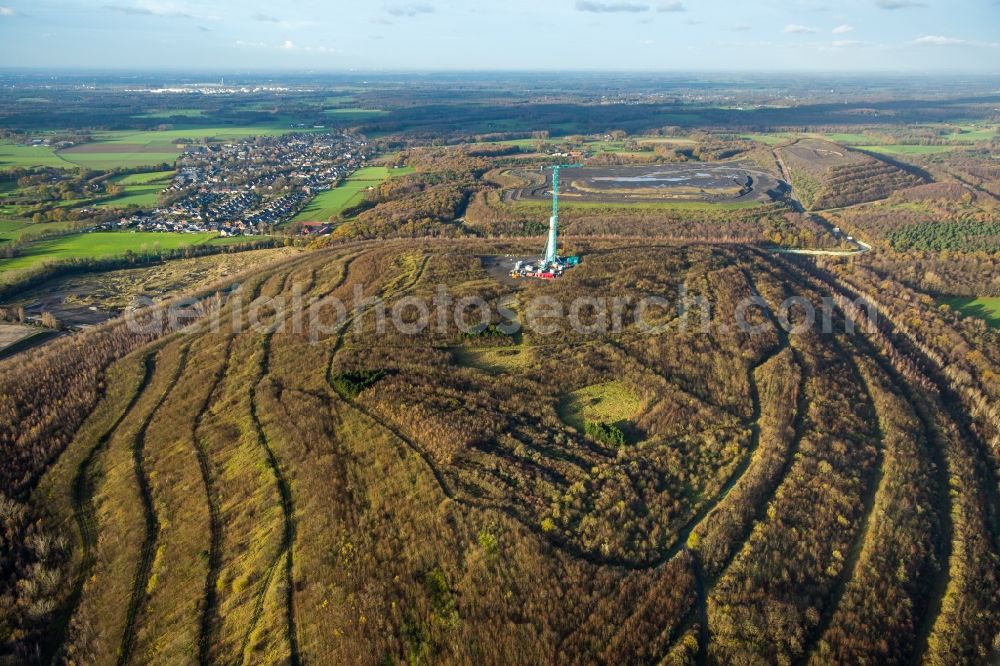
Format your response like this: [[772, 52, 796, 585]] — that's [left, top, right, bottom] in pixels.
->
[[235, 38, 337, 54], [576, 1, 650, 12], [0, 6, 15, 16], [657, 1, 685, 12], [832, 24, 854, 34], [908, 35, 999, 47], [278, 40, 338, 54], [910, 35, 965, 46], [104, 1, 194, 18], [784, 24, 817, 34], [386, 3, 435, 17]]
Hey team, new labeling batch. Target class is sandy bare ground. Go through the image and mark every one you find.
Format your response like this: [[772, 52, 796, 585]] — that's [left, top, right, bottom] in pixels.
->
[[0, 323, 38, 349]]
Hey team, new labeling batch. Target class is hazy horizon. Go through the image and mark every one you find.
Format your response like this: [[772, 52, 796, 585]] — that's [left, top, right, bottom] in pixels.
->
[[1, 0, 998, 73]]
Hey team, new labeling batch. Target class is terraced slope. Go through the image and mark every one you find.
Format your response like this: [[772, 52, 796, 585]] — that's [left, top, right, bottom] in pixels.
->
[[1, 241, 998, 664], [778, 138, 924, 209]]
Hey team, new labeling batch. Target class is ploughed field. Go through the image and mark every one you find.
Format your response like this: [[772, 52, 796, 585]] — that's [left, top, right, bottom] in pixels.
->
[[2, 241, 999, 664], [501, 163, 785, 205]]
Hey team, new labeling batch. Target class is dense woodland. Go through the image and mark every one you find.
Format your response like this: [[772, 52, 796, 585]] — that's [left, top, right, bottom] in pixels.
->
[[0, 239, 997, 664]]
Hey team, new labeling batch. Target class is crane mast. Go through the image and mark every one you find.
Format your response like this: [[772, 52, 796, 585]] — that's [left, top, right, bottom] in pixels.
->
[[545, 165, 562, 264], [508, 163, 584, 280]]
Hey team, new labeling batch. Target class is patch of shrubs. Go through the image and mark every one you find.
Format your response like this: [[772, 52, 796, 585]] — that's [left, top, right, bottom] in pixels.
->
[[331, 369, 388, 399], [584, 420, 626, 447]]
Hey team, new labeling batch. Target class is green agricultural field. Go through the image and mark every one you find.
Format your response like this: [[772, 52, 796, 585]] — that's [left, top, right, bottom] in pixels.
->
[[637, 136, 697, 146], [94, 170, 175, 209], [0, 219, 33, 243], [745, 131, 886, 146], [88, 127, 299, 144], [858, 144, 956, 156], [940, 296, 1000, 329], [55, 151, 180, 170], [476, 138, 547, 149], [292, 165, 414, 223], [0, 219, 79, 243], [115, 170, 176, 185], [94, 186, 162, 209], [55, 127, 306, 170], [0, 231, 224, 275], [821, 132, 878, 144], [0, 142, 72, 169], [741, 133, 802, 145], [939, 124, 997, 143]]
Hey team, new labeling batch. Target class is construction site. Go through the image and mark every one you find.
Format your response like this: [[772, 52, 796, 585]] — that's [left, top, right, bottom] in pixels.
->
[[508, 165, 582, 280]]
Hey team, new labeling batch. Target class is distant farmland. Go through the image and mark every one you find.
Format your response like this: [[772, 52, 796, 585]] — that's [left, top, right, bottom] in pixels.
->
[[0, 142, 72, 169], [292, 166, 413, 223], [1, 125, 316, 171], [51, 127, 306, 170]]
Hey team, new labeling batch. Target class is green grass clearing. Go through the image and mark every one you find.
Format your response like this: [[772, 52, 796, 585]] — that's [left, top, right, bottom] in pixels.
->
[[93, 171, 175, 209], [292, 166, 413, 223], [935, 124, 997, 143], [940, 296, 1000, 329], [858, 144, 957, 156], [94, 186, 162, 209], [452, 346, 531, 373], [0, 231, 225, 275], [0, 219, 79, 243], [557, 381, 646, 431], [115, 170, 176, 185], [740, 133, 803, 145], [821, 132, 879, 144]]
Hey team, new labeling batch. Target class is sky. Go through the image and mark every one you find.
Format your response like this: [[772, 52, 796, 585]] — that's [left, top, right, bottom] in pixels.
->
[[0, 0, 997, 72]]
